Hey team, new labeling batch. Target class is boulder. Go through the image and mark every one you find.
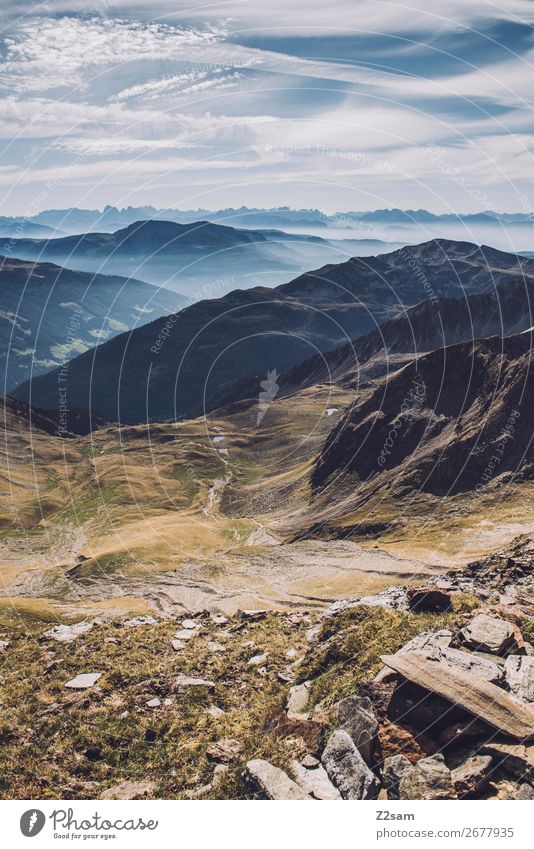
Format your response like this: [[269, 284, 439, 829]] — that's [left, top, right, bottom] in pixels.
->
[[290, 759, 341, 800], [171, 640, 186, 651], [244, 759, 311, 800], [238, 610, 268, 622], [321, 730, 380, 800], [437, 647, 504, 684], [44, 622, 94, 642], [460, 615, 524, 656], [286, 681, 312, 720], [64, 672, 101, 689], [326, 586, 408, 616], [451, 755, 493, 797], [480, 741, 534, 782], [504, 656, 534, 703], [124, 616, 158, 628], [337, 694, 378, 764], [248, 653, 268, 666], [382, 754, 413, 800], [181, 619, 200, 630], [407, 587, 452, 613], [381, 651, 534, 740], [399, 754, 457, 800], [174, 630, 198, 641], [374, 630, 453, 683]]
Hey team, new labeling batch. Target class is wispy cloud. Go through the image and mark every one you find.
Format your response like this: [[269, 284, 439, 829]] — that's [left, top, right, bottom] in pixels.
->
[[0, 2, 533, 213]]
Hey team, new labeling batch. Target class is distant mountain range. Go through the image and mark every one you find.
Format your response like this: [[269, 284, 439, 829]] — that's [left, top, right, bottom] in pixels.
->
[[0, 256, 184, 391], [4, 218, 397, 292], [3, 205, 534, 235], [12, 239, 534, 430]]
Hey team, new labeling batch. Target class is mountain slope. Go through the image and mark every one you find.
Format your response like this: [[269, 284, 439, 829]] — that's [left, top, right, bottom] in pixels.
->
[[11, 239, 534, 429], [0, 256, 184, 391], [5, 218, 388, 293], [279, 276, 534, 393], [312, 332, 533, 502]]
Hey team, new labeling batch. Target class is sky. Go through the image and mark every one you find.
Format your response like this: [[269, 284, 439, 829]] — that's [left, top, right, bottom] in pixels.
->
[[0, 1, 534, 215]]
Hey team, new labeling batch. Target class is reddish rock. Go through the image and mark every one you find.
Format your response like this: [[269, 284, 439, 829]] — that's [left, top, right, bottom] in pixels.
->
[[407, 586, 452, 613], [266, 709, 324, 756], [452, 755, 493, 797], [376, 719, 438, 764]]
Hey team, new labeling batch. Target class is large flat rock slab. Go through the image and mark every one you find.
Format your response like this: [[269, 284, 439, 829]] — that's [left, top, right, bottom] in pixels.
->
[[381, 651, 534, 740]]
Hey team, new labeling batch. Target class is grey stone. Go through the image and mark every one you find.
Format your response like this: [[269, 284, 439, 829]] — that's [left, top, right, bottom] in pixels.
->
[[380, 630, 502, 683], [174, 629, 198, 641], [44, 622, 94, 642], [124, 616, 158, 628], [451, 755, 493, 797], [238, 609, 268, 621], [480, 741, 534, 782], [244, 759, 311, 800], [206, 705, 225, 719], [211, 614, 228, 625], [65, 672, 101, 689], [181, 619, 200, 630], [438, 647, 504, 684], [399, 754, 457, 800], [286, 681, 312, 720], [374, 630, 453, 682], [504, 656, 534, 703], [290, 759, 341, 800], [146, 697, 161, 708], [337, 694, 378, 764], [174, 675, 216, 691], [171, 639, 186, 651], [460, 615, 523, 655], [328, 586, 408, 616], [248, 653, 267, 666], [321, 730, 380, 800], [382, 755, 413, 800]]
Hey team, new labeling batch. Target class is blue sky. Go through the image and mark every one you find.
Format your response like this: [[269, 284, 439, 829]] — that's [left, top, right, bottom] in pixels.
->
[[0, 0, 533, 215]]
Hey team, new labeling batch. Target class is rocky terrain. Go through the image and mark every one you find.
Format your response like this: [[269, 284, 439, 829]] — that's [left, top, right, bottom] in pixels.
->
[[1, 237, 533, 801], [1, 551, 534, 800]]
